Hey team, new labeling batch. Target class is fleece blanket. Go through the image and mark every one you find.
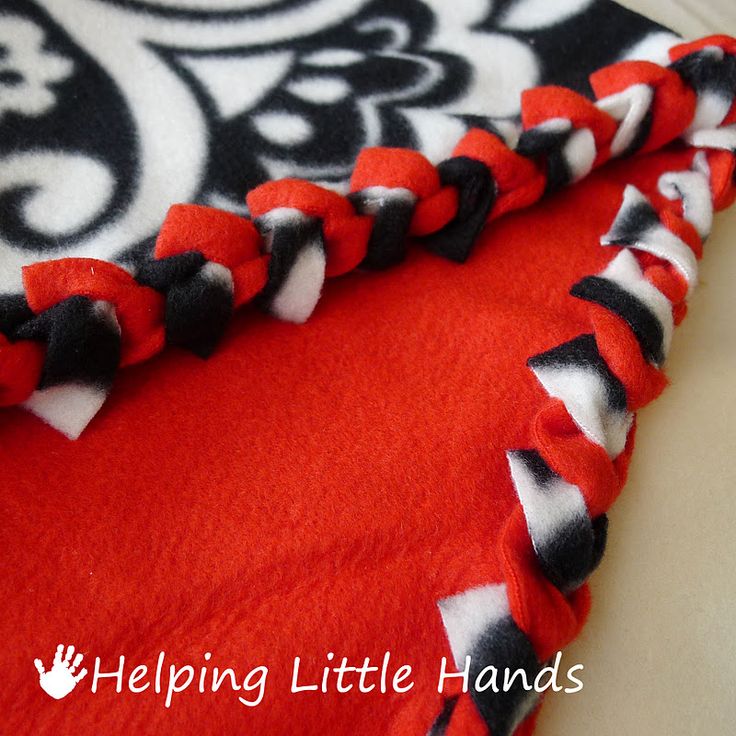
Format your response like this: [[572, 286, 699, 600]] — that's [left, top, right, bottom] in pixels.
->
[[1, 1, 735, 734]]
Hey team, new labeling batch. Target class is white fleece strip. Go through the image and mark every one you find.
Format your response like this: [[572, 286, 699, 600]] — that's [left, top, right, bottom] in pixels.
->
[[530, 363, 633, 459], [687, 88, 733, 135], [21, 300, 120, 439], [506, 451, 589, 552], [24, 384, 109, 440], [628, 222, 698, 294], [596, 83, 654, 157], [271, 238, 326, 324], [533, 116, 573, 135], [602, 185, 698, 292], [658, 160, 713, 240], [438, 583, 509, 669], [257, 206, 306, 250], [684, 124, 736, 152], [201, 260, 234, 293], [356, 185, 416, 212], [254, 207, 327, 324], [563, 127, 596, 182], [600, 249, 674, 360]]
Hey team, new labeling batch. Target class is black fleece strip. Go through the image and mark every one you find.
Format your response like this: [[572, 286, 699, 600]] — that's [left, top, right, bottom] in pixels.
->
[[469, 616, 541, 736], [348, 191, 414, 270], [589, 514, 609, 575], [512, 449, 557, 486], [543, 149, 573, 193], [14, 295, 120, 389], [256, 217, 324, 308], [670, 49, 736, 99], [135, 251, 206, 291], [423, 156, 496, 263], [164, 267, 234, 359], [536, 514, 596, 593], [528, 333, 628, 413], [427, 695, 459, 736], [571, 275, 665, 365], [0, 294, 34, 336], [604, 198, 661, 246], [511, 450, 597, 593], [515, 125, 572, 159], [137, 251, 233, 358], [516, 126, 573, 193]]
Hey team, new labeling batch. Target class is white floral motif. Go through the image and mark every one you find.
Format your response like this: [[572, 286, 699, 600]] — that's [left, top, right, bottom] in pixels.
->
[[0, 14, 73, 120]]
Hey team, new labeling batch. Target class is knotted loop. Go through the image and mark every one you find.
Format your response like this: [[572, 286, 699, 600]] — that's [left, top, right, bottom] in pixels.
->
[[248, 179, 373, 277], [21, 258, 164, 367], [349, 147, 437, 269]]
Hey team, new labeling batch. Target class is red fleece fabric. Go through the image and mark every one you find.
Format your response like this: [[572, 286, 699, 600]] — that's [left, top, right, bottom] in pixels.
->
[[0, 148, 704, 734]]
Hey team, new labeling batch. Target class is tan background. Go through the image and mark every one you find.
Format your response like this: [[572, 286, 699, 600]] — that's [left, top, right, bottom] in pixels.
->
[[538, 2, 736, 733]]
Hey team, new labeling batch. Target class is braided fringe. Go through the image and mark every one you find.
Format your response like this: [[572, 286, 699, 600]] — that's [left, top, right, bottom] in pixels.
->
[[1, 36, 735, 439], [428, 130, 736, 736]]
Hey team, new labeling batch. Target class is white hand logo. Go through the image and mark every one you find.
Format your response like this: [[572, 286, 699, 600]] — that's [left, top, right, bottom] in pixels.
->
[[34, 644, 88, 700]]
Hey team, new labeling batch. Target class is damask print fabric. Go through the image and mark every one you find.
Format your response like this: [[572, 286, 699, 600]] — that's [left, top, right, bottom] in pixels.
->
[[1, 0, 675, 285], [1, 2, 735, 736]]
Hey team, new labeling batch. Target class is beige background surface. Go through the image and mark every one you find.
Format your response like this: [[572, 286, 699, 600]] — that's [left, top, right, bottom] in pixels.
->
[[538, 2, 736, 733]]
